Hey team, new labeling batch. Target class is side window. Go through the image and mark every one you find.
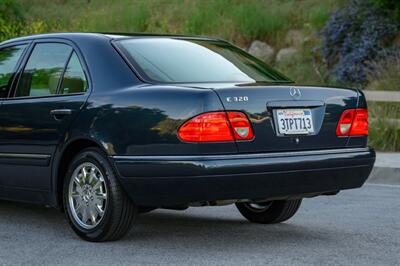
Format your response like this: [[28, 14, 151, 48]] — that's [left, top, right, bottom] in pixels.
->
[[16, 43, 72, 97], [60, 52, 87, 94], [0, 45, 27, 98]]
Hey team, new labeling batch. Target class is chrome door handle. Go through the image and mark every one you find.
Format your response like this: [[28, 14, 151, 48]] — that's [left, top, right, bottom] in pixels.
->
[[50, 109, 73, 119]]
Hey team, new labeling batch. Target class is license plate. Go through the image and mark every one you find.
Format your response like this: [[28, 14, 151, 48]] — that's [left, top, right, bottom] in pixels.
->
[[276, 109, 314, 135]]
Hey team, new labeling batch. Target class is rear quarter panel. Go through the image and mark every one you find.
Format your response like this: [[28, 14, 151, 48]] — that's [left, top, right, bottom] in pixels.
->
[[69, 85, 236, 156]]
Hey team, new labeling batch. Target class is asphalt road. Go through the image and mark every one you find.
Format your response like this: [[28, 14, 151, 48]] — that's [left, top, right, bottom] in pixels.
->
[[0, 184, 399, 266]]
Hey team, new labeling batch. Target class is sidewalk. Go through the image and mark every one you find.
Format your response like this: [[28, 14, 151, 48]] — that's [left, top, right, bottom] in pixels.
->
[[368, 152, 400, 185]]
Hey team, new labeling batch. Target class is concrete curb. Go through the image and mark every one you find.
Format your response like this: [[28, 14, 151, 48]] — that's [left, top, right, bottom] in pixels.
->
[[367, 152, 400, 185], [368, 167, 400, 185]]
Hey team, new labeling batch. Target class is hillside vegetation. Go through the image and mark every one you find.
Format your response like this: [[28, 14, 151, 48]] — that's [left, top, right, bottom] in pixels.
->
[[13, 0, 344, 85], [2, 0, 400, 151], [15, 0, 341, 42]]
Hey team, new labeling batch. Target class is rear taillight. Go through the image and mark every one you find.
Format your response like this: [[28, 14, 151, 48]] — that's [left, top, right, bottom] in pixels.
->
[[227, 111, 254, 140], [336, 108, 368, 136], [350, 108, 368, 136], [178, 111, 253, 142], [177, 112, 233, 142]]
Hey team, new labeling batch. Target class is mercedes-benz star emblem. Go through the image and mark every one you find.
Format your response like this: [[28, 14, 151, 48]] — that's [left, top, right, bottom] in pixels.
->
[[289, 87, 301, 98]]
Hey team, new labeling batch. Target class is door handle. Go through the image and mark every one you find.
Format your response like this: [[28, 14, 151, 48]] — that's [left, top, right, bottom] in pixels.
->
[[50, 109, 73, 119]]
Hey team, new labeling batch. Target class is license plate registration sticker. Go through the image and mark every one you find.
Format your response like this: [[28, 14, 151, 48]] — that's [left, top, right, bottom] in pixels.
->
[[276, 109, 314, 135]]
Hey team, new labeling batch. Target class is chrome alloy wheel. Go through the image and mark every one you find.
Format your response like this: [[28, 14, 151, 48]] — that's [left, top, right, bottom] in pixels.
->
[[244, 201, 273, 213], [68, 162, 107, 229]]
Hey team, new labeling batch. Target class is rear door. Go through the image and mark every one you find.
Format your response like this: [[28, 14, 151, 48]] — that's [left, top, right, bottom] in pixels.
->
[[0, 43, 28, 122], [0, 40, 90, 191], [213, 85, 359, 153]]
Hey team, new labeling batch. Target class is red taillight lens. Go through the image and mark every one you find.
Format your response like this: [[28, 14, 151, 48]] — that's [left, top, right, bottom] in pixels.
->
[[350, 109, 368, 136], [178, 112, 234, 142], [178, 111, 253, 142], [336, 108, 368, 136]]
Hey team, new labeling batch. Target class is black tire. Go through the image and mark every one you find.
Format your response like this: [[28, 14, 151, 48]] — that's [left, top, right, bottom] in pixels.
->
[[235, 199, 302, 224], [63, 147, 137, 242]]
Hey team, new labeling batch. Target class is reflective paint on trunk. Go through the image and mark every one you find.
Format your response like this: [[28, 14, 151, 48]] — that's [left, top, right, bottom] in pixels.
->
[[206, 84, 361, 153]]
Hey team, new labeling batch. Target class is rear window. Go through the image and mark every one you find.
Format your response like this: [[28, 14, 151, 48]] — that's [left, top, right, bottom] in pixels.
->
[[116, 38, 292, 84]]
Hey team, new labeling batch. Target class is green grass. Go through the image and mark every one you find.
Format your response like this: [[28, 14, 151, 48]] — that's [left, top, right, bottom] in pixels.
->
[[369, 122, 400, 151], [369, 102, 400, 119], [14, 0, 343, 44], [232, 3, 287, 41], [368, 102, 400, 151], [309, 5, 331, 29], [367, 55, 400, 91]]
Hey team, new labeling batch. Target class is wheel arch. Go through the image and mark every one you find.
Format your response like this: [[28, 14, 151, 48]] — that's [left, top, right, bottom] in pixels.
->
[[51, 137, 109, 210]]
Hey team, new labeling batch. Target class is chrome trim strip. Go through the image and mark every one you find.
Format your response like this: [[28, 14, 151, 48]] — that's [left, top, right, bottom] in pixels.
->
[[0, 153, 51, 159], [112, 148, 373, 161]]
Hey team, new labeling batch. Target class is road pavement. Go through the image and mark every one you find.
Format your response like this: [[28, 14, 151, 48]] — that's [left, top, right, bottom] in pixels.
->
[[0, 184, 398, 265]]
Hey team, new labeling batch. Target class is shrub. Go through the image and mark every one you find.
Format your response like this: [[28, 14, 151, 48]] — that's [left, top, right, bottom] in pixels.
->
[[0, 0, 23, 21], [317, 0, 399, 87], [370, 0, 400, 20], [0, 0, 24, 41], [0, 0, 46, 42]]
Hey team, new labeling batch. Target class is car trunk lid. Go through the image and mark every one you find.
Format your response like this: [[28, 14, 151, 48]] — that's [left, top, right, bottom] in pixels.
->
[[179, 83, 359, 153]]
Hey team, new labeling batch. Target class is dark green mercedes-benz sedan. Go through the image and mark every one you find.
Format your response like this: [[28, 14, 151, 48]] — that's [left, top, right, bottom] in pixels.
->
[[0, 33, 375, 241]]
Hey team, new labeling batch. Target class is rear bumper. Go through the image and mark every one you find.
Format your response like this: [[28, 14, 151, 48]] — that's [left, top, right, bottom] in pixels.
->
[[111, 148, 375, 206]]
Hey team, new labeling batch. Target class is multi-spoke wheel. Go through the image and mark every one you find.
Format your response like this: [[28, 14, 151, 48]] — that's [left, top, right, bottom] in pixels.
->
[[63, 147, 137, 242], [68, 162, 107, 229], [235, 199, 302, 224]]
